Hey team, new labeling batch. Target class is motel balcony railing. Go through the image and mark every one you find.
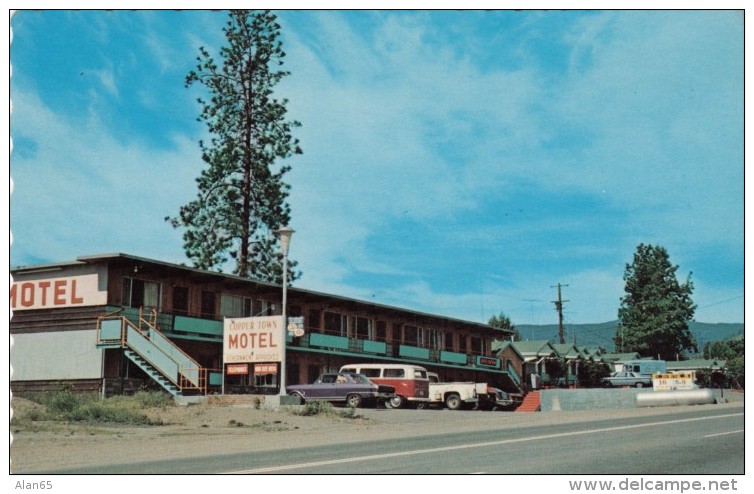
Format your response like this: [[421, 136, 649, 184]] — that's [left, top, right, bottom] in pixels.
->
[[109, 307, 504, 374], [289, 331, 503, 371]]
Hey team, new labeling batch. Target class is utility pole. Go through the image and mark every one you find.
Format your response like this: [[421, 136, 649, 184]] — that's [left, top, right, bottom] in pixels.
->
[[551, 283, 569, 344]]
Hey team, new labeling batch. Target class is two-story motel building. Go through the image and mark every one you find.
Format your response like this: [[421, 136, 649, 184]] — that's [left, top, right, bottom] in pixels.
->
[[10, 253, 521, 398]]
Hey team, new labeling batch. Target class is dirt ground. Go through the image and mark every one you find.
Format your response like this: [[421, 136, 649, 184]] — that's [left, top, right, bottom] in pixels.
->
[[9, 396, 384, 473], [9, 394, 745, 474]]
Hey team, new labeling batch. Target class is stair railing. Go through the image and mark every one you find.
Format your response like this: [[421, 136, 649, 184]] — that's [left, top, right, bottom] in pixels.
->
[[506, 360, 522, 385], [96, 308, 210, 395]]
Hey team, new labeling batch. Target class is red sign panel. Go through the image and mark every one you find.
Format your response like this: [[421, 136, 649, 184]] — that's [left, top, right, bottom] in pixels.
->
[[254, 364, 278, 375], [477, 356, 501, 369], [226, 364, 249, 375]]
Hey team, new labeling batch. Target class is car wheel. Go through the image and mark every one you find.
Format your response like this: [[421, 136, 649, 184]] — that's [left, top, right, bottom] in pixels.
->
[[290, 391, 305, 404], [445, 393, 463, 410], [414, 402, 428, 410], [388, 395, 405, 409], [635, 382, 644, 388], [346, 393, 363, 408]]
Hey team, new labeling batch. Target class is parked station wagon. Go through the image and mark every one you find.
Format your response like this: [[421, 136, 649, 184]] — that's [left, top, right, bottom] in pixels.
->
[[286, 372, 396, 408], [601, 371, 653, 388]]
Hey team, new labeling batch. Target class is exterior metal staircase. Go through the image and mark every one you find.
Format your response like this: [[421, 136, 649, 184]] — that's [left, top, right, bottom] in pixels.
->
[[96, 308, 211, 396], [124, 349, 181, 395]]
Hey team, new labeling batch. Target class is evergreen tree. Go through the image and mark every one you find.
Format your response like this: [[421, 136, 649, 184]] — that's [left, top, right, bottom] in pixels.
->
[[168, 10, 302, 282], [488, 312, 520, 341], [704, 335, 745, 388], [615, 243, 697, 360]]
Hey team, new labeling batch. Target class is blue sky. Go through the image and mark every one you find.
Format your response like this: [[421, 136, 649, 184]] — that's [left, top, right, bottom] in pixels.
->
[[7, 10, 745, 325]]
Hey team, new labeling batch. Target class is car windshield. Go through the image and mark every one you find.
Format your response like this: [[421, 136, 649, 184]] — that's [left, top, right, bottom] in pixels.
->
[[350, 374, 370, 384]]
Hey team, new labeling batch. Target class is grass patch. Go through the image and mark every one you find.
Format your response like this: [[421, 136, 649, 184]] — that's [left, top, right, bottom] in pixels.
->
[[133, 390, 173, 409], [13, 389, 173, 426]]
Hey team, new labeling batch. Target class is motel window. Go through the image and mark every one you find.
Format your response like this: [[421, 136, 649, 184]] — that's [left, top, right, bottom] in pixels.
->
[[391, 323, 402, 343], [201, 291, 216, 318], [428, 329, 445, 351], [258, 299, 277, 316], [288, 305, 302, 318], [172, 286, 189, 315], [220, 294, 252, 318], [416, 327, 428, 348], [308, 309, 322, 332], [323, 311, 347, 336], [375, 320, 387, 342], [403, 325, 418, 346], [417, 327, 444, 350], [254, 373, 277, 388], [458, 334, 468, 353], [470, 336, 485, 355], [352, 316, 374, 340], [122, 277, 161, 310]]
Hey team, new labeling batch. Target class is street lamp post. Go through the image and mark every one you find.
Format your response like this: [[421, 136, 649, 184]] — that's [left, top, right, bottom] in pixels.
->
[[276, 226, 294, 397]]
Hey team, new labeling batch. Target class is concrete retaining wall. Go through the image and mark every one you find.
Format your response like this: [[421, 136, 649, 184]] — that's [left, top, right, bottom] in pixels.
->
[[539, 387, 727, 411]]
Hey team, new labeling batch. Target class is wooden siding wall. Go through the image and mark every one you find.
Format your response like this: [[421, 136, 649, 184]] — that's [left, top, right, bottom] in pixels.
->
[[10, 306, 107, 334]]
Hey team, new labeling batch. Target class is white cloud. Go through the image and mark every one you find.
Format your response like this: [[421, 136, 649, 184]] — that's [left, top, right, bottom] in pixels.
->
[[10, 87, 195, 266]]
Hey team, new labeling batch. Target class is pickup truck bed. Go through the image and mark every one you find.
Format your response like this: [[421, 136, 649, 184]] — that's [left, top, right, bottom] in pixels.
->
[[427, 372, 485, 410]]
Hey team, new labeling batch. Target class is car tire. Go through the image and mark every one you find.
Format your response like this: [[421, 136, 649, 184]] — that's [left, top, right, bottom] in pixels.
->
[[387, 395, 405, 409], [635, 382, 644, 388], [445, 393, 463, 410], [346, 393, 363, 408], [290, 391, 305, 404]]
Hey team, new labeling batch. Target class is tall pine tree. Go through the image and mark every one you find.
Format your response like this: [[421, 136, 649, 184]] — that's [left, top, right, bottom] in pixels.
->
[[168, 10, 302, 282], [615, 243, 697, 360]]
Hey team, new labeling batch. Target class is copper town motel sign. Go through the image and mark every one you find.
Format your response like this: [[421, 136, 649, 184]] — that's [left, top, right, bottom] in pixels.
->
[[223, 316, 284, 364]]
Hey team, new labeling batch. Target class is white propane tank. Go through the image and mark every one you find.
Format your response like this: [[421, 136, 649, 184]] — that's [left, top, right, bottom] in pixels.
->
[[635, 389, 716, 407]]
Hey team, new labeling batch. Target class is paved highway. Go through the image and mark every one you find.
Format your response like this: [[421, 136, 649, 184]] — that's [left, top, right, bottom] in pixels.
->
[[51, 405, 743, 475]]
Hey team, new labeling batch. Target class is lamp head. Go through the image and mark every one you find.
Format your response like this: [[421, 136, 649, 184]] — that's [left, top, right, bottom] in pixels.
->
[[275, 226, 295, 256]]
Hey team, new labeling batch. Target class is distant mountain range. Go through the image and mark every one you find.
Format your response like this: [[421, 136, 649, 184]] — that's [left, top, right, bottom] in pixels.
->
[[514, 321, 744, 353]]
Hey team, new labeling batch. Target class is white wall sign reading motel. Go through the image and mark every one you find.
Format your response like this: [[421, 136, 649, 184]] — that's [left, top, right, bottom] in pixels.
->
[[223, 316, 284, 364], [10, 274, 107, 310]]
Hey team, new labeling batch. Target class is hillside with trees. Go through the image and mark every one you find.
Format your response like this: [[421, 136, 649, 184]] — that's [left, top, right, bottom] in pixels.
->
[[515, 321, 743, 355]]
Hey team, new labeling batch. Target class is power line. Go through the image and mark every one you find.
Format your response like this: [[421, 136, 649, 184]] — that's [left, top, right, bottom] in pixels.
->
[[698, 294, 744, 309]]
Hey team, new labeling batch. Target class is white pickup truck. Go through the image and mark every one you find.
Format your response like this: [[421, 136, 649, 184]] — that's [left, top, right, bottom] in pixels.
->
[[426, 372, 487, 410]]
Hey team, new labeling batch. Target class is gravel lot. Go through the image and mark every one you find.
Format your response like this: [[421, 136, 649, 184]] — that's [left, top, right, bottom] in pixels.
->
[[9, 394, 744, 474]]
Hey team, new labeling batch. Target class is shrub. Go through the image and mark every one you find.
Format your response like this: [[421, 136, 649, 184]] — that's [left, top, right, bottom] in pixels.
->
[[45, 388, 84, 417], [291, 400, 360, 419], [295, 400, 334, 416]]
